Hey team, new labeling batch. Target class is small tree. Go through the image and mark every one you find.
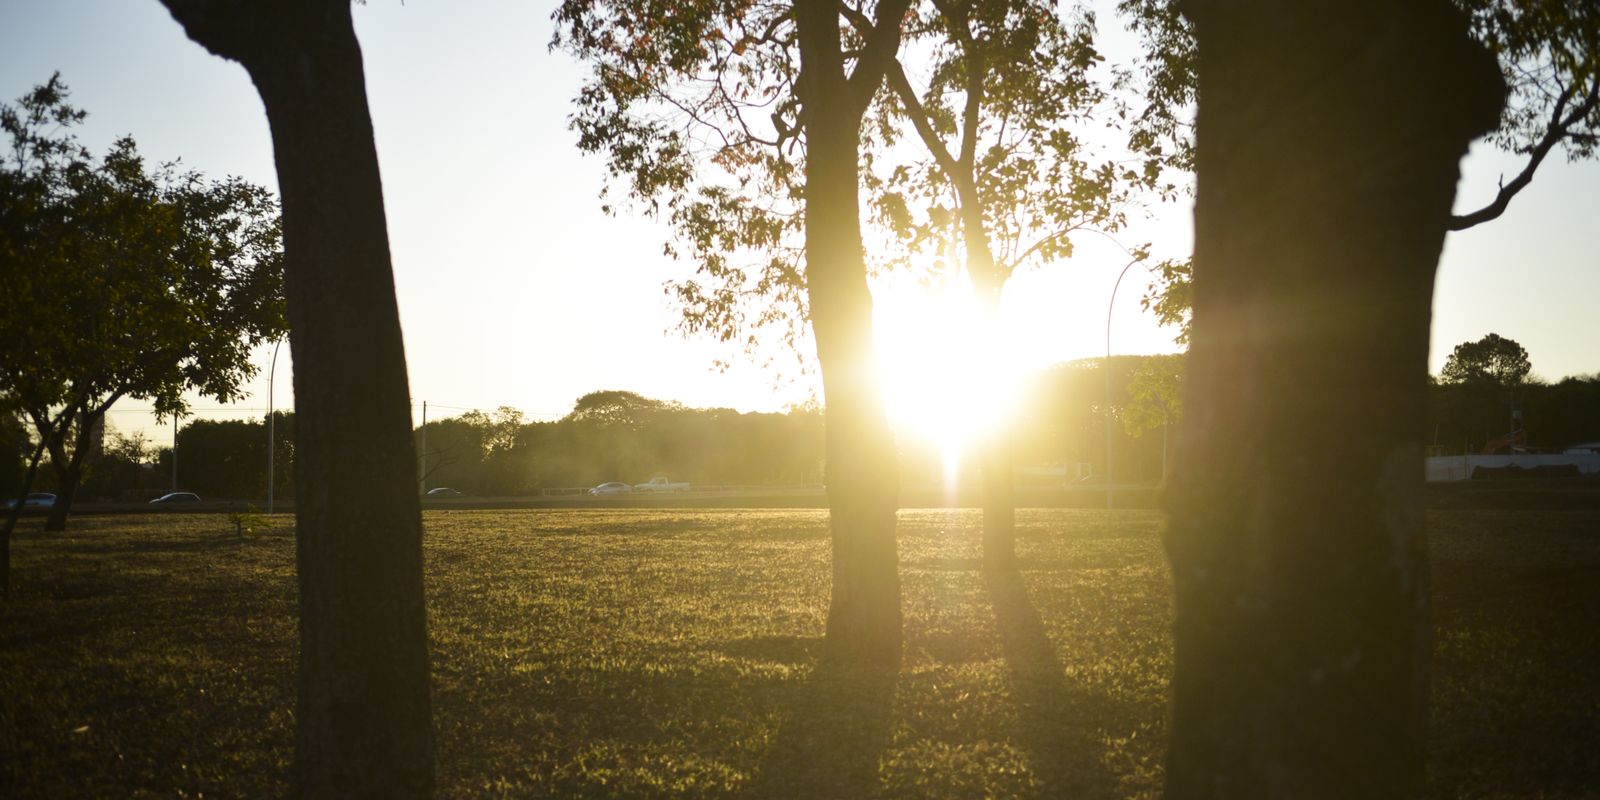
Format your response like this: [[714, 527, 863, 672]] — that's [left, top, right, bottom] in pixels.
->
[[557, 0, 914, 665], [0, 76, 284, 552], [1440, 332, 1533, 450]]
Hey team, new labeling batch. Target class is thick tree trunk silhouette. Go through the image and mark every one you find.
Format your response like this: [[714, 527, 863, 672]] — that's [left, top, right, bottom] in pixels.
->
[[1163, 2, 1503, 797], [157, 1, 433, 795], [1, 434, 51, 600], [796, 0, 907, 667]]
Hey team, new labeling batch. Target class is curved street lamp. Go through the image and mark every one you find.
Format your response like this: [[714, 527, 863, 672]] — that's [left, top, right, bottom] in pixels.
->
[[1105, 257, 1146, 510], [266, 337, 284, 514]]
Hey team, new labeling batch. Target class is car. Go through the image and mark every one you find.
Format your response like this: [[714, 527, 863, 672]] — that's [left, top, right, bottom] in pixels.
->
[[633, 477, 690, 492], [150, 492, 202, 504], [588, 482, 633, 496], [4, 492, 57, 509], [425, 487, 463, 498]]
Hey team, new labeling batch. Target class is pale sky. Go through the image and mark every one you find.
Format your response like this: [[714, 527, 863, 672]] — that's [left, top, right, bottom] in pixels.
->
[[3, 0, 1596, 446]]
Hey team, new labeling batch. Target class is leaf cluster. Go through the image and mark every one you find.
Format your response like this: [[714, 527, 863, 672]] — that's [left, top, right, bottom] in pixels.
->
[[865, 1, 1146, 285], [553, 0, 812, 359]]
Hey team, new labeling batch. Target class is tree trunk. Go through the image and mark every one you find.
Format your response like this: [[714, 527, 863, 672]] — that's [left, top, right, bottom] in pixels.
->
[[158, 1, 434, 795], [42, 411, 97, 533], [1163, 3, 1503, 797], [2, 435, 51, 600], [796, 0, 903, 667], [41, 459, 80, 533], [958, 187, 1016, 572]]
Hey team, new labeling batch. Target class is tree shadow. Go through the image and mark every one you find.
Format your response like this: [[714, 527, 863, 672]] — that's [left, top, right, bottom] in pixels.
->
[[984, 567, 1121, 797], [746, 652, 898, 798]]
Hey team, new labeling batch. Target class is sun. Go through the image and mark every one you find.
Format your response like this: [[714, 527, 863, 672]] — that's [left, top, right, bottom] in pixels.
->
[[873, 269, 1027, 484]]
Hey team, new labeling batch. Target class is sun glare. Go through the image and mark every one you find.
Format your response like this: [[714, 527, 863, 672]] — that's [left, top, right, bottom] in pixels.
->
[[874, 270, 1027, 486]]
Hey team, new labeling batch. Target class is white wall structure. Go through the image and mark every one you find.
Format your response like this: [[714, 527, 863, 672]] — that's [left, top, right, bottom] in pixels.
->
[[1426, 453, 1600, 482]]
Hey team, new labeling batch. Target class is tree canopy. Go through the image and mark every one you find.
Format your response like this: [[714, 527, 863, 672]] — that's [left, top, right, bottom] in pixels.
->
[[0, 75, 285, 529], [865, 0, 1162, 300], [1440, 332, 1532, 388]]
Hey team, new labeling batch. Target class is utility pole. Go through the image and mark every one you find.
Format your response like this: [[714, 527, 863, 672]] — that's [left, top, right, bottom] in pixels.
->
[[418, 400, 427, 496], [172, 412, 179, 491]]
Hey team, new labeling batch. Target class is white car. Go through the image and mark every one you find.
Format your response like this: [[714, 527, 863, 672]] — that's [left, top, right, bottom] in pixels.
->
[[150, 492, 202, 504], [588, 482, 632, 496], [4, 492, 57, 509], [633, 477, 690, 492]]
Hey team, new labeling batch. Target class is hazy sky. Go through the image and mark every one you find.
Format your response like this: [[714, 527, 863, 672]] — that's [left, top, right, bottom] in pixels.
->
[[3, 0, 1596, 444]]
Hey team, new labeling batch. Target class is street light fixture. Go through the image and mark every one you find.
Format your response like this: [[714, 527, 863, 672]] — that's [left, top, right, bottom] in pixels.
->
[[1105, 256, 1145, 510], [266, 337, 284, 514]]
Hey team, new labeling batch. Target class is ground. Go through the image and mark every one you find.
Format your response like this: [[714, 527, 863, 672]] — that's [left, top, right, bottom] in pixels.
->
[[1, 506, 1596, 797]]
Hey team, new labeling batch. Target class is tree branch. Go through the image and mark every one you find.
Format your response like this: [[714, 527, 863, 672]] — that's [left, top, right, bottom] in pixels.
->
[[845, 0, 915, 114], [1450, 81, 1597, 231], [885, 60, 962, 178]]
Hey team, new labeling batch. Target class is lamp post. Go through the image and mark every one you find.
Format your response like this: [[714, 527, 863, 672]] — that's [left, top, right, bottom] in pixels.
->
[[266, 337, 283, 514], [1105, 257, 1144, 510]]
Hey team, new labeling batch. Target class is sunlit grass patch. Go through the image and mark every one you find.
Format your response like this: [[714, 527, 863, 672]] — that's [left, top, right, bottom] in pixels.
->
[[2, 506, 1594, 797]]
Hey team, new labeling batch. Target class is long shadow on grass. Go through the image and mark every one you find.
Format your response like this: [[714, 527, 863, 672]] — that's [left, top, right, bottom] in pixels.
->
[[985, 567, 1121, 797], [746, 653, 896, 798]]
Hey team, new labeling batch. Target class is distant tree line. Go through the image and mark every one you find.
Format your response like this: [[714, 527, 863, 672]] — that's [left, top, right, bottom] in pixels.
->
[[9, 348, 1595, 504], [416, 395, 827, 495]]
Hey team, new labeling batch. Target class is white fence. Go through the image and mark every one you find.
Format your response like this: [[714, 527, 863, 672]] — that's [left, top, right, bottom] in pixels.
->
[[1425, 453, 1600, 482]]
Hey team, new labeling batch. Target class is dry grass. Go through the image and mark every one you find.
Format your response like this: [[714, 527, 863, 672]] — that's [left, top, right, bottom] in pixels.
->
[[1, 507, 1594, 797]]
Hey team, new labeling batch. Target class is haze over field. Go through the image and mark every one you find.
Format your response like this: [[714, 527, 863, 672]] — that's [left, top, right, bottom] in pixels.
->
[[2, 0, 1595, 447]]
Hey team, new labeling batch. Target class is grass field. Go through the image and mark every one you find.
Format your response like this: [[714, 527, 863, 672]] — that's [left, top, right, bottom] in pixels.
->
[[2, 507, 1596, 798]]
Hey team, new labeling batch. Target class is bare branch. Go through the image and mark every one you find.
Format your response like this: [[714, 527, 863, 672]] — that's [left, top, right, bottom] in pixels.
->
[[1451, 80, 1597, 231], [885, 60, 962, 178]]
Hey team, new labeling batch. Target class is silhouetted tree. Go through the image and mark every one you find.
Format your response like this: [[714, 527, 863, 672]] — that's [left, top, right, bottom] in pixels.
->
[[868, 0, 1173, 569], [564, 390, 677, 429], [0, 76, 284, 543], [1440, 332, 1531, 388], [1162, 2, 1503, 796], [1439, 333, 1533, 448], [556, 0, 913, 665], [78, 426, 162, 502], [156, 1, 433, 795]]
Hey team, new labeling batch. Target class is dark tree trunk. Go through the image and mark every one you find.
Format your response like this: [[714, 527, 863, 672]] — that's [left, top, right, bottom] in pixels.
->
[[157, 1, 434, 795], [2, 435, 51, 600], [42, 413, 96, 533], [1163, 2, 1503, 797], [796, 0, 903, 667], [978, 441, 1015, 570], [40, 460, 79, 533]]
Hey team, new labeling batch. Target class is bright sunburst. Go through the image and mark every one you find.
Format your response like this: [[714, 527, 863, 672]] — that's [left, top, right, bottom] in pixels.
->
[[874, 269, 1027, 486]]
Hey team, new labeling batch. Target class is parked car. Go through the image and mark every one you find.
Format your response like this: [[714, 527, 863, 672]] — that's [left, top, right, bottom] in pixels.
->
[[588, 482, 632, 496], [633, 477, 690, 493], [425, 487, 463, 498], [150, 492, 202, 504], [4, 492, 57, 509]]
